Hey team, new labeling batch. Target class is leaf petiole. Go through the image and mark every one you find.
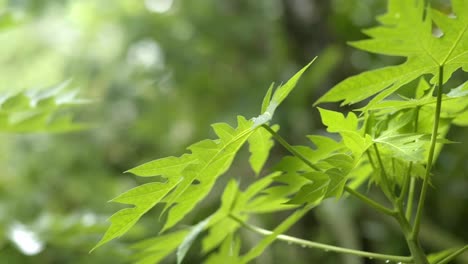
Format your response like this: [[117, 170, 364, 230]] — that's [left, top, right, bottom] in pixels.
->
[[229, 213, 414, 263]]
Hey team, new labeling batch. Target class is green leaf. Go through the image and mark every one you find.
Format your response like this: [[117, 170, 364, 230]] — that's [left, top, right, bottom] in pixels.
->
[[100, 61, 317, 253], [318, 108, 372, 156], [126, 155, 196, 177], [91, 178, 182, 251], [270, 59, 316, 107], [201, 180, 241, 253], [428, 245, 468, 264], [261, 83, 274, 114], [202, 218, 240, 254], [316, 0, 468, 105], [287, 171, 330, 204], [1, 93, 31, 111], [131, 229, 189, 264], [0, 82, 87, 133], [205, 234, 241, 264], [123, 117, 257, 235], [160, 116, 255, 231], [242, 173, 308, 213], [253, 58, 316, 127], [324, 168, 349, 198], [248, 125, 277, 175], [374, 133, 428, 162], [177, 216, 212, 264]]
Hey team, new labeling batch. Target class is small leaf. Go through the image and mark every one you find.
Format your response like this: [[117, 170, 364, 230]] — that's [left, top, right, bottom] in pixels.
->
[[1, 93, 31, 111], [248, 125, 278, 175], [324, 168, 348, 198], [253, 58, 316, 127], [177, 216, 212, 264], [205, 234, 241, 264], [261, 83, 274, 114], [131, 230, 189, 264], [92, 178, 182, 251], [270, 58, 316, 107], [288, 171, 329, 204], [318, 108, 372, 156], [374, 133, 428, 162]]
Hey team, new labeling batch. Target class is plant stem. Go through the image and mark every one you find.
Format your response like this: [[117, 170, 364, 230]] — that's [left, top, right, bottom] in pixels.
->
[[403, 106, 420, 222], [413, 66, 444, 239], [435, 245, 468, 264], [344, 186, 395, 216], [229, 214, 413, 263], [262, 124, 393, 216], [406, 177, 416, 221], [393, 205, 429, 264], [372, 144, 395, 200], [261, 124, 320, 171]]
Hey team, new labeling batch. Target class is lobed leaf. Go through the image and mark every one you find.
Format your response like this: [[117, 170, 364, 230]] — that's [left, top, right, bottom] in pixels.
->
[[253, 58, 316, 127], [248, 125, 278, 175], [316, 0, 468, 105], [0, 81, 87, 133], [131, 230, 189, 264], [318, 108, 372, 156], [97, 60, 315, 257], [92, 178, 182, 251]]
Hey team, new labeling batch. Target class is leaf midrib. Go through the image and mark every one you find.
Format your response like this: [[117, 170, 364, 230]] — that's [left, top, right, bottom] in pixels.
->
[[443, 20, 468, 65]]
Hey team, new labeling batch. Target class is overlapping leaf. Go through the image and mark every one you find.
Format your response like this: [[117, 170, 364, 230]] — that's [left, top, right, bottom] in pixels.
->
[[0, 81, 87, 132], [318, 108, 373, 156], [248, 125, 278, 175], [316, 0, 468, 105], [92, 179, 183, 251], [95, 61, 315, 252]]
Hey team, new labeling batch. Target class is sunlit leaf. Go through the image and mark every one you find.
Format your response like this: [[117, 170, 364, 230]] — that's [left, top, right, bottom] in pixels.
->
[[248, 125, 277, 175], [316, 0, 468, 105], [92, 178, 182, 251]]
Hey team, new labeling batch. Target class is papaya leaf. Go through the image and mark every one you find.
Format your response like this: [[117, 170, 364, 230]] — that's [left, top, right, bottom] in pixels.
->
[[318, 108, 373, 156], [1, 93, 30, 111], [131, 229, 189, 264], [242, 173, 308, 213], [177, 216, 212, 264], [261, 83, 274, 114], [253, 58, 316, 127], [205, 234, 241, 264], [374, 133, 428, 162], [287, 171, 330, 204], [248, 124, 278, 175], [92, 178, 183, 251], [97, 61, 315, 254], [201, 172, 308, 257], [159, 116, 255, 231], [0, 81, 87, 133], [316, 0, 468, 105]]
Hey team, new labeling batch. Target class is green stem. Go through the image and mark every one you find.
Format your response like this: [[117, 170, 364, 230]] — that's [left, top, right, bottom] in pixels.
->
[[393, 205, 429, 264], [262, 124, 393, 216], [406, 173, 417, 221], [399, 163, 412, 203], [261, 124, 320, 171], [435, 245, 468, 264], [373, 144, 395, 200], [413, 66, 444, 239], [403, 106, 421, 222], [344, 186, 395, 216], [229, 214, 413, 263]]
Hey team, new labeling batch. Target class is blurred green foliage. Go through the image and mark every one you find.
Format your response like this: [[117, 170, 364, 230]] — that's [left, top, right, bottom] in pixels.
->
[[0, 0, 465, 263]]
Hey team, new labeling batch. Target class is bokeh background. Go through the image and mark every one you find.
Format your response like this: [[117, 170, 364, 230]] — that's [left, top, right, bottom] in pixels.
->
[[0, 0, 466, 263]]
